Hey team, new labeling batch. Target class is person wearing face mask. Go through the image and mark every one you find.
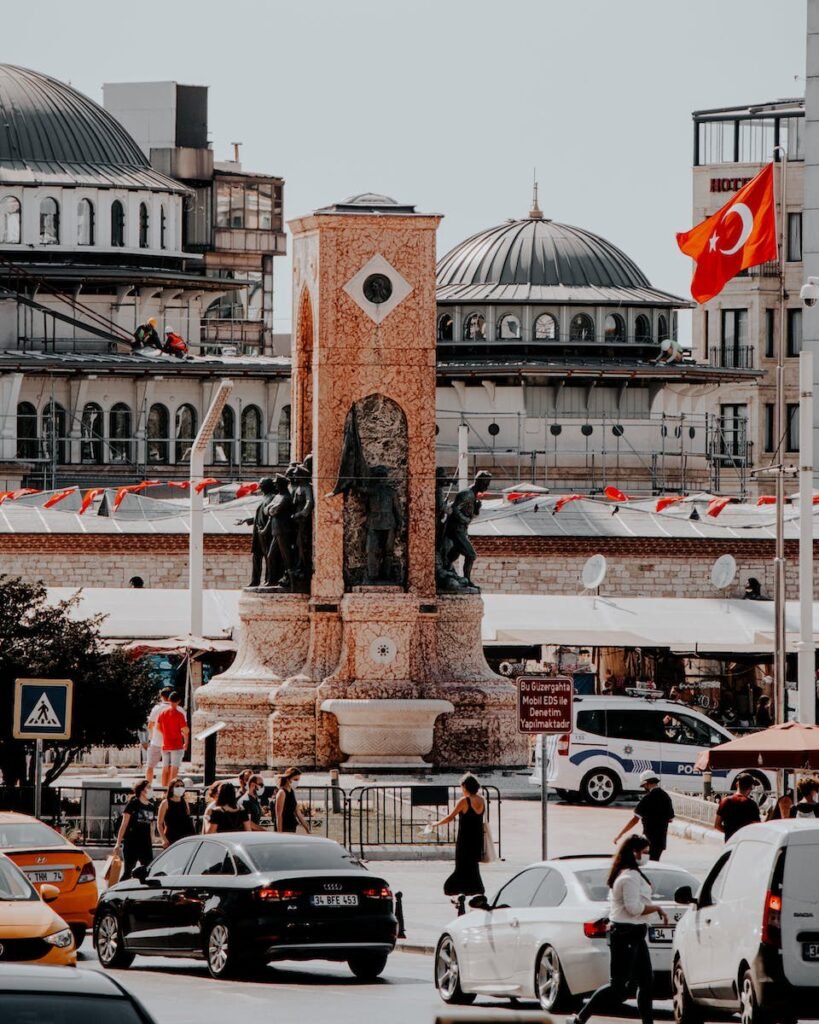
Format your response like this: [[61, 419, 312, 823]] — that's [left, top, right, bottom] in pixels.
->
[[569, 835, 668, 1024], [238, 774, 268, 831], [157, 780, 195, 846], [113, 779, 157, 880], [274, 768, 310, 833]]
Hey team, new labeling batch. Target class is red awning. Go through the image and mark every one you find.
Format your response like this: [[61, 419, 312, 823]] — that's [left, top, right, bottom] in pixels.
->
[[695, 721, 819, 771]]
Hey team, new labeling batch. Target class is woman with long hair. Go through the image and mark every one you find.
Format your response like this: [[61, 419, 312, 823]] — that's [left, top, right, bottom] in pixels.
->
[[570, 834, 669, 1024], [157, 779, 195, 847], [204, 782, 252, 834], [430, 772, 486, 915], [113, 779, 156, 880], [274, 768, 310, 833]]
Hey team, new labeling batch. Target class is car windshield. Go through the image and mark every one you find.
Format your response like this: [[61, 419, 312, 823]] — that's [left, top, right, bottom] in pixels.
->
[[0, 858, 37, 901], [0, 995, 145, 1023], [246, 843, 361, 872], [574, 867, 695, 902], [0, 822, 66, 848]]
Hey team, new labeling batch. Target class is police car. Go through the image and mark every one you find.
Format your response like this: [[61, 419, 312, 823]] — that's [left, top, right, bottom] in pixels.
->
[[531, 695, 774, 805]]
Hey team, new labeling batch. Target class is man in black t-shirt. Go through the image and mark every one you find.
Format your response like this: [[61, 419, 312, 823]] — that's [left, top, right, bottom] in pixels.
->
[[613, 769, 675, 860], [238, 774, 268, 832], [715, 773, 761, 840]]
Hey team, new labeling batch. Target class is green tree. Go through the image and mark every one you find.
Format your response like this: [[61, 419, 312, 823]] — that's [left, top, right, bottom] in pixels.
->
[[0, 576, 156, 783]]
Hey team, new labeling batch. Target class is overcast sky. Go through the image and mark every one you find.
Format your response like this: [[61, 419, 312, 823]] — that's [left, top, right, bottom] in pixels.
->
[[5, 0, 807, 335]]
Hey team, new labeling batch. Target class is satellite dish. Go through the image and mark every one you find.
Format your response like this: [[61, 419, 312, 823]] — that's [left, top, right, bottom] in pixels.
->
[[582, 554, 608, 590], [711, 553, 737, 590]]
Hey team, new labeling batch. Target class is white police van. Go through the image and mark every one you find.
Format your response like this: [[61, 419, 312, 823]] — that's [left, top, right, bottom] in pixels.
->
[[531, 695, 774, 805]]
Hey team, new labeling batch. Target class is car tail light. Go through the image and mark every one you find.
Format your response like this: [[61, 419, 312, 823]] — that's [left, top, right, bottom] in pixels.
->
[[557, 734, 570, 756], [584, 917, 609, 939], [78, 861, 96, 884], [761, 890, 782, 947], [362, 886, 392, 899], [255, 887, 303, 902]]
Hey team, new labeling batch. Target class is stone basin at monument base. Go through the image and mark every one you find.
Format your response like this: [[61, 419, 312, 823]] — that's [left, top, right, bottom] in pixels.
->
[[320, 698, 454, 767]]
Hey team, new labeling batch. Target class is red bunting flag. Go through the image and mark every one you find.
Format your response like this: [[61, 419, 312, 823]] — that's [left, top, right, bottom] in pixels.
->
[[43, 487, 77, 509], [706, 496, 733, 518], [676, 163, 777, 304], [656, 495, 686, 513], [604, 486, 633, 503], [79, 488, 105, 515], [0, 488, 41, 504], [756, 495, 777, 506], [553, 494, 584, 514], [194, 478, 222, 494], [167, 481, 191, 490], [236, 482, 260, 499]]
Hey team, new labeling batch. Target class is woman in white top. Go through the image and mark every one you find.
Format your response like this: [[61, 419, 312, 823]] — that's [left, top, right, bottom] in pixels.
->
[[570, 834, 668, 1024]]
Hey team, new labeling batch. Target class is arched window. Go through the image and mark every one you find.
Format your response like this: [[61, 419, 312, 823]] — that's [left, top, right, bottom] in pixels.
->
[[0, 196, 21, 244], [658, 314, 669, 341], [16, 401, 38, 459], [277, 404, 291, 464], [147, 403, 169, 463], [175, 403, 197, 462], [604, 313, 625, 342], [635, 314, 652, 342], [80, 402, 103, 463], [139, 203, 150, 249], [534, 313, 557, 340], [111, 200, 125, 247], [497, 313, 521, 340], [437, 314, 453, 341], [109, 403, 132, 463], [241, 405, 263, 465], [160, 204, 167, 249], [570, 313, 594, 341], [212, 406, 235, 465], [42, 400, 68, 464], [39, 197, 59, 244], [463, 313, 486, 340], [77, 199, 94, 246]]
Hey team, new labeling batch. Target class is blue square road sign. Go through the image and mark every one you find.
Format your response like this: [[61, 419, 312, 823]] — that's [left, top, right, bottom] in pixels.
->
[[13, 679, 73, 740]]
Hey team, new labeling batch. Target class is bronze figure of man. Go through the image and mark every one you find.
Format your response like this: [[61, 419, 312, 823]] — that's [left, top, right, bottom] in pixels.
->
[[444, 471, 492, 587], [265, 474, 297, 589], [362, 464, 401, 583], [237, 476, 276, 588]]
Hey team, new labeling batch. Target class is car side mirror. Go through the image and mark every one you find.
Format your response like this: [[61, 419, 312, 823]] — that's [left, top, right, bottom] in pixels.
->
[[131, 865, 154, 885], [675, 885, 696, 906], [468, 895, 491, 911], [39, 884, 60, 903]]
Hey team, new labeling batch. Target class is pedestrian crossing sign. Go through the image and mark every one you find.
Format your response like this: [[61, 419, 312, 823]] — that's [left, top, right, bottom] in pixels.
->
[[13, 679, 73, 740]]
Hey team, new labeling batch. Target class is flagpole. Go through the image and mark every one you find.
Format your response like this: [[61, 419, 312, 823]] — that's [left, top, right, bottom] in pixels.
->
[[774, 146, 788, 726]]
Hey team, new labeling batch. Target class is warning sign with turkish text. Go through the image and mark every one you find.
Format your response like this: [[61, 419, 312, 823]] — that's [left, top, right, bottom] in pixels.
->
[[517, 676, 573, 735]]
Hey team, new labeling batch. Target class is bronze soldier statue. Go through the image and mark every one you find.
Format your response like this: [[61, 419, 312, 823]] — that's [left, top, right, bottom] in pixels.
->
[[291, 463, 314, 581], [237, 477, 276, 588], [265, 474, 297, 590], [444, 471, 492, 590], [362, 465, 401, 584]]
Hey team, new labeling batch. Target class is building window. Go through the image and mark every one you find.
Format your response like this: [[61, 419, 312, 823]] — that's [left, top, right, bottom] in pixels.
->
[[277, 404, 291, 464], [258, 184, 274, 229], [604, 313, 625, 342], [111, 200, 125, 247], [241, 405, 263, 465], [719, 403, 747, 459], [160, 204, 167, 249], [569, 313, 594, 341], [658, 314, 669, 341], [16, 401, 38, 459], [147, 403, 169, 463], [720, 308, 748, 368], [497, 313, 521, 340], [39, 197, 59, 244], [787, 308, 802, 357], [437, 314, 453, 341], [463, 313, 486, 340], [765, 308, 775, 359], [764, 403, 775, 452], [80, 402, 104, 463], [534, 313, 557, 340], [42, 400, 67, 464], [138, 202, 150, 248], [212, 406, 234, 465], [635, 314, 651, 342], [787, 403, 800, 452], [787, 212, 802, 262], [175, 404, 197, 462], [109, 403, 132, 463], [0, 196, 21, 243], [76, 199, 94, 246]]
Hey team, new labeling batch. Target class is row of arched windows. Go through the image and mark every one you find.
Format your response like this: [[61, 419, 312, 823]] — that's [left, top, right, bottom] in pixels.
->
[[16, 401, 275, 466], [0, 195, 167, 249], [438, 311, 669, 343]]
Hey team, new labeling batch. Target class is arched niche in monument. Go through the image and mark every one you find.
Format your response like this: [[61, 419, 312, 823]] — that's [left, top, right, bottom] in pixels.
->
[[293, 287, 314, 461], [341, 393, 408, 591]]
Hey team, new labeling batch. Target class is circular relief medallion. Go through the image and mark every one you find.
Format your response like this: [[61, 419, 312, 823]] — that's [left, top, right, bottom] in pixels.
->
[[362, 273, 393, 305], [369, 636, 397, 665]]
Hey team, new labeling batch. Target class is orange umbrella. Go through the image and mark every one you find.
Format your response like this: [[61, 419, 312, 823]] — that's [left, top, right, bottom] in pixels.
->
[[695, 721, 819, 772]]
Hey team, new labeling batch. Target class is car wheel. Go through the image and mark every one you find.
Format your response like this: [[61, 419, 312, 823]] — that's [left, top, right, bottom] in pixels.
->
[[69, 924, 86, 949], [95, 911, 134, 969], [348, 952, 389, 981], [672, 959, 703, 1024], [580, 768, 620, 806], [205, 919, 237, 980], [739, 968, 772, 1024], [435, 934, 476, 1005], [535, 944, 573, 1013]]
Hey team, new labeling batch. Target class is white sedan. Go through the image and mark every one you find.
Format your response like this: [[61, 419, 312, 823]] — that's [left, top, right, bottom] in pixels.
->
[[434, 855, 697, 1012]]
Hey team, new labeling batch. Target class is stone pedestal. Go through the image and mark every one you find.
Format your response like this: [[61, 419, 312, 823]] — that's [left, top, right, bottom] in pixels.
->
[[320, 698, 453, 767]]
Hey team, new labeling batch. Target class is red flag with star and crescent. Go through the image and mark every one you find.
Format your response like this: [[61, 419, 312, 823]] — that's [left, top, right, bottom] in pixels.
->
[[676, 163, 778, 304]]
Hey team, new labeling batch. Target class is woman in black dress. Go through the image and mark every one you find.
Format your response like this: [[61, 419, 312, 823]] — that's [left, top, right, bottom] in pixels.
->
[[431, 773, 486, 914], [157, 780, 195, 846], [274, 768, 310, 833], [204, 782, 252, 834]]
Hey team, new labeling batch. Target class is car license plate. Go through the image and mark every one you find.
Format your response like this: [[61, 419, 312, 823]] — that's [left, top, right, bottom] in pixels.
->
[[311, 894, 359, 907], [649, 926, 674, 943], [25, 870, 63, 884], [803, 943, 819, 961]]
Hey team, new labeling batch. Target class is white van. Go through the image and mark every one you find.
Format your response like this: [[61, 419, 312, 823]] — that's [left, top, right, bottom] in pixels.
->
[[530, 695, 774, 804], [673, 821, 819, 1024]]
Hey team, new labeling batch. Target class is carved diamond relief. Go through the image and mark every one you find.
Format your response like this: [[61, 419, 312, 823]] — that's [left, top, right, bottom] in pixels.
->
[[342, 254, 413, 324]]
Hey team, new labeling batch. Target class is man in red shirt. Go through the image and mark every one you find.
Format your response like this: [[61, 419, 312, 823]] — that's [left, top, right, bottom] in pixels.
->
[[155, 691, 189, 790], [714, 773, 760, 841]]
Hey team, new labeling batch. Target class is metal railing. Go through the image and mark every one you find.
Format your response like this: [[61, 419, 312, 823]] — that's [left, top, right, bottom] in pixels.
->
[[709, 345, 755, 369]]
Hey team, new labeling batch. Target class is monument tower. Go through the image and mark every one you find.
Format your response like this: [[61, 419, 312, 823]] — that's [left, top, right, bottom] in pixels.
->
[[194, 193, 526, 770]]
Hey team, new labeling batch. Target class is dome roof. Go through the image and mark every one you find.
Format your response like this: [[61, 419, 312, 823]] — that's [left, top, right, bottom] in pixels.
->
[[0, 65, 186, 192], [437, 215, 686, 307]]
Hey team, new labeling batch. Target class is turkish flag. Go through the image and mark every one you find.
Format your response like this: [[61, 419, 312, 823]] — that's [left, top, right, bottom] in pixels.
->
[[676, 163, 778, 304]]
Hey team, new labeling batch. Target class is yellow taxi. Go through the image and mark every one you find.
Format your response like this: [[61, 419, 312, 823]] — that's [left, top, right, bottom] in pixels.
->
[[0, 812, 97, 947], [0, 852, 76, 966]]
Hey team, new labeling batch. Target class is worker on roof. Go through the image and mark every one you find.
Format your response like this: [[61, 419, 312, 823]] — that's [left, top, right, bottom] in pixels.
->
[[132, 316, 162, 351]]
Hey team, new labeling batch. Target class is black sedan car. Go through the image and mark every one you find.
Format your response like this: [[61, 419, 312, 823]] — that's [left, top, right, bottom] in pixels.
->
[[0, 963, 157, 1023], [94, 833, 397, 980]]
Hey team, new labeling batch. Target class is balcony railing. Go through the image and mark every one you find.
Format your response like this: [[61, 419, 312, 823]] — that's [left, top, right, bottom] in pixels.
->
[[709, 345, 754, 369], [200, 319, 266, 356]]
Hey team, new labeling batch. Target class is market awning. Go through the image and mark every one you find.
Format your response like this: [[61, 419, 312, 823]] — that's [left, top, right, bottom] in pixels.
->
[[695, 722, 819, 771]]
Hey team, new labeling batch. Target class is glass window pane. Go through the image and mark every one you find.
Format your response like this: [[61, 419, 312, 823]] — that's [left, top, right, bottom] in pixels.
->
[[258, 186, 273, 230], [788, 213, 802, 262], [534, 313, 557, 340], [230, 186, 244, 228], [39, 197, 59, 244], [216, 182, 231, 228], [494, 868, 547, 908], [0, 196, 21, 243], [245, 185, 258, 230]]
